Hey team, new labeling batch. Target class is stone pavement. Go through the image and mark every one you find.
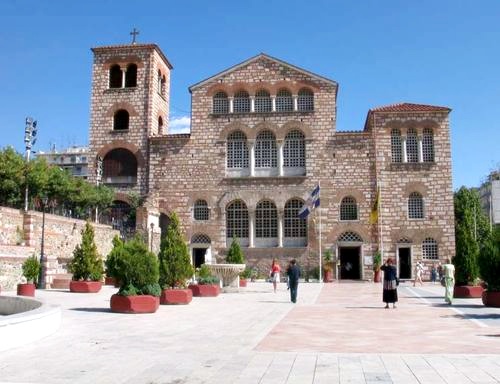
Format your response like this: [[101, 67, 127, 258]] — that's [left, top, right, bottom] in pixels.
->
[[0, 281, 499, 384]]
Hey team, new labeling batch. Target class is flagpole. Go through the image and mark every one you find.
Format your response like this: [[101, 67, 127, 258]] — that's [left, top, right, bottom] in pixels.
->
[[318, 181, 322, 283]]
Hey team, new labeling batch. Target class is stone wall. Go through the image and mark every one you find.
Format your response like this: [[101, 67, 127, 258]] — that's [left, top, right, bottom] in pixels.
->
[[0, 207, 25, 246]]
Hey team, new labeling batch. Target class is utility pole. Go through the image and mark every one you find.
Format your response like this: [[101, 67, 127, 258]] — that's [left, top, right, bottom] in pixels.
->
[[24, 117, 38, 211]]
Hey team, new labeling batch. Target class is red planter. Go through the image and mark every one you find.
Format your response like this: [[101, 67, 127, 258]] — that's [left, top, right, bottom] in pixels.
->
[[239, 279, 247, 287], [482, 291, 500, 307], [70, 281, 102, 293], [104, 277, 116, 286], [17, 283, 36, 297], [453, 285, 484, 298], [110, 294, 160, 313], [323, 270, 333, 283], [160, 289, 192, 305], [188, 284, 220, 297], [373, 270, 381, 283]]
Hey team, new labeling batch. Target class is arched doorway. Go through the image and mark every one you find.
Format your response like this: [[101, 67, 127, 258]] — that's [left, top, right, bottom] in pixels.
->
[[101, 200, 135, 238], [337, 231, 363, 280], [191, 234, 211, 268]]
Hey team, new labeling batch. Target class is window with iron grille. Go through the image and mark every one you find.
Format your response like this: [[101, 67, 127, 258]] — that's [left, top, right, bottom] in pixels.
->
[[226, 200, 249, 238], [391, 129, 403, 163], [191, 233, 211, 244], [338, 231, 363, 242], [422, 238, 438, 260], [255, 130, 277, 168], [276, 89, 293, 112], [340, 196, 358, 221], [284, 199, 306, 237], [227, 131, 249, 169], [113, 110, 129, 131], [284, 130, 305, 167], [233, 90, 250, 113], [297, 88, 314, 111], [194, 200, 209, 221], [422, 128, 434, 162], [406, 128, 419, 163], [254, 89, 272, 113], [408, 192, 424, 219], [213, 91, 229, 114], [255, 200, 278, 238]]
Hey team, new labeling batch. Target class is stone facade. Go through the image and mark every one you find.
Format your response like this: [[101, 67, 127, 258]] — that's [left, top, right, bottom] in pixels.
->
[[88, 44, 455, 280]]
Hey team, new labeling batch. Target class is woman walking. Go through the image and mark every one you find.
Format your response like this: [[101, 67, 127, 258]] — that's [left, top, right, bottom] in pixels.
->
[[270, 258, 281, 293], [381, 258, 398, 309], [443, 258, 455, 305]]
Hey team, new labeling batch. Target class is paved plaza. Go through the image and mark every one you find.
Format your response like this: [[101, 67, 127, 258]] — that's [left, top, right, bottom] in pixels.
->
[[1, 281, 500, 383]]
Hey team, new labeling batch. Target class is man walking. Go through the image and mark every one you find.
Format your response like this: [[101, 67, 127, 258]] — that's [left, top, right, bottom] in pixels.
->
[[286, 259, 300, 303]]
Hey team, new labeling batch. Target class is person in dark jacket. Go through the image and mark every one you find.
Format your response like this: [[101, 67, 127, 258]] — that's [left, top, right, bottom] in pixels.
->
[[286, 259, 300, 303], [380, 258, 398, 308]]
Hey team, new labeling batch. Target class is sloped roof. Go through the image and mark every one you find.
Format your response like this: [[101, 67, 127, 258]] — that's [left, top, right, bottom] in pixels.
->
[[189, 53, 337, 92], [369, 102, 450, 113], [91, 43, 173, 69]]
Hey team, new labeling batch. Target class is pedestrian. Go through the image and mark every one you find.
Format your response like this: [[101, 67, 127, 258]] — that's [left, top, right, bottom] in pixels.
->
[[413, 260, 424, 286], [286, 259, 300, 303], [443, 258, 455, 305], [270, 258, 281, 293], [430, 264, 438, 284], [380, 258, 398, 309]]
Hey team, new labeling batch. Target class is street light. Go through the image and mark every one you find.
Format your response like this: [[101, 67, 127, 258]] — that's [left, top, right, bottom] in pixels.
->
[[24, 117, 38, 211], [38, 196, 48, 289], [150, 222, 155, 252]]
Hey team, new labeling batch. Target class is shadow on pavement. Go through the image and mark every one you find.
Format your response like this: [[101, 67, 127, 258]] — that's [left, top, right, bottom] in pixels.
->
[[70, 307, 112, 313]]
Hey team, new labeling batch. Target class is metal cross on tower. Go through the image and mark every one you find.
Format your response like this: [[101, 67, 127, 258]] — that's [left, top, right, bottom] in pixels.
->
[[130, 28, 139, 45]]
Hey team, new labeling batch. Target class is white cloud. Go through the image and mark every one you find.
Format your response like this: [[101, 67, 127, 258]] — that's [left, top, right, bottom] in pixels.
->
[[169, 116, 191, 133]]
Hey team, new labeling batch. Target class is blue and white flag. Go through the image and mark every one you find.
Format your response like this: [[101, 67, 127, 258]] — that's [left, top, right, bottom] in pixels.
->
[[298, 185, 320, 219]]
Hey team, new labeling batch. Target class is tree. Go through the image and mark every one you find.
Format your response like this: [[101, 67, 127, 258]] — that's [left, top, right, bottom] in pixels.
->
[[158, 212, 193, 289], [0, 147, 25, 207], [68, 222, 104, 281], [226, 237, 245, 264], [478, 226, 500, 291], [453, 187, 490, 285]]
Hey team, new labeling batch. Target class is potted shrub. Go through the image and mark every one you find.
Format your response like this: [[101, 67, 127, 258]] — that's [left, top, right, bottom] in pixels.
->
[[239, 268, 252, 287], [108, 235, 161, 313], [323, 250, 334, 282], [479, 227, 500, 307], [104, 236, 123, 286], [373, 251, 382, 283], [189, 264, 220, 297], [158, 213, 194, 305], [17, 255, 40, 297], [68, 222, 104, 293], [225, 238, 246, 287]]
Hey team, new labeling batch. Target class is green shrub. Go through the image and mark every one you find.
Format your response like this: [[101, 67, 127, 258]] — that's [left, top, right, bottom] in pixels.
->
[[196, 264, 219, 285], [22, 255, 40, 283], [109, 235, 161, 296], [373, 250, 382, 272], [158, 212, 194, 289], [478, 227, 500, 291], [226, 238, 245, 264], [240, 267, 252, 279], [105, 236, 124, 278], [68, 222, 104, 281]]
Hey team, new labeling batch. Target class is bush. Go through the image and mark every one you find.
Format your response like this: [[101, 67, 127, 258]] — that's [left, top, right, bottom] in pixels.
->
[[478, 227, 500, 291], [196, 264, 219, 285], [107, 235, 161, 296], [158, 212, 194, 289], [240, 267, 252, 279], [373, 250, 382, 272], [226, 238, 245, 264], [105, 236, 124, 279], [22, 255, 40, 283], [68, 222, 104, 281]]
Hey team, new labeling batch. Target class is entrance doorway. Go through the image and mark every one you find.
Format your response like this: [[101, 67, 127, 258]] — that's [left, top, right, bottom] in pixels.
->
[[339, 247, 361, 279], [398, 247, 412, 279], [193, 248, 207, 268]]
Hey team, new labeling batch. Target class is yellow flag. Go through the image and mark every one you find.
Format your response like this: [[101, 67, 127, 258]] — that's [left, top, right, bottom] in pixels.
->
[[369, 188, 380, 224]]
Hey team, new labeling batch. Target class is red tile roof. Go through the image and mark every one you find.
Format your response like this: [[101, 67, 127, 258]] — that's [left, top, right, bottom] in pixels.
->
[[370, 103, 450, 113]]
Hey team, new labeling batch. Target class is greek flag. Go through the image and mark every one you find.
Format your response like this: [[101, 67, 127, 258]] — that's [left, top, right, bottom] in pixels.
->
[[298, 185, 320, 219]]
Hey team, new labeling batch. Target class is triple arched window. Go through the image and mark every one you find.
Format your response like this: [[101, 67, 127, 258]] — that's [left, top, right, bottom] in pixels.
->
[[109, 63, 138, 89], [391, 128, 435, 163]]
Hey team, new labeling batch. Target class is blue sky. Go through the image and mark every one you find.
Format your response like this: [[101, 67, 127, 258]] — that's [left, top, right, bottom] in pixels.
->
[[0, 0, 498, 189]]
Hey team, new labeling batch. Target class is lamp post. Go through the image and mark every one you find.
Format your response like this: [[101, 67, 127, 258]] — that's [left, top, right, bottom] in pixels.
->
[[38, 196, 48, 289], [24, 117, 38, 211], [150, 222, 155, 252]]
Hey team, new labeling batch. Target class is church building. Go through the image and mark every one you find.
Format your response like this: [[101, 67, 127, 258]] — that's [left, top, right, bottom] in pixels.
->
[[87, 41, 455, 280]]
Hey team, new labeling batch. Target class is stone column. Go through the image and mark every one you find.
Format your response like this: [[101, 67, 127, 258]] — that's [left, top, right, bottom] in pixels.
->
[[250, 96, 255, 113], [402, 137, 407, 163], [293, 95, 298, 111], [271, 96, 276, 112], [418, 137, 423, 163], [121, 68, 126, 88], [277, 139, 284, 176], [249, 209, 255, 248], [278, 209, 284, 248], [229, 97, 234, 114], [249, 140, 255, 177]]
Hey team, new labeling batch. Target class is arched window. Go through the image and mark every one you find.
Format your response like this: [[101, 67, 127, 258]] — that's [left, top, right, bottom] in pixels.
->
[[158, 116, 163, 135], [276, 89, 293, 112], [297, 88, 314, 111], [406, 128, 418, 163], [191, 233, 211, 244], [284, 199, 307, 246], [113, 110, 129, 131], [125, 64, 137, 87], [338, 231, 363, 242], [213, 91, 229, 114], [255, 89, 272, 113], [422, 128, 434, 162], [340, 196, 358, 221], [161, 75, 166, 96], [109, 65, 122, 88], [157, 70, 162, 94], [256, 200, 278, 239], [391, 129, 403, 163], [226, 200, 249, 245], [255, 130, 277, 168], [102, 148, 137, 185], [227, 131, 249, 170], [422, 238, 438, 260], [194, 200, 209, 221], [233, 90, 250, 113], [408, 192, 424, 219], [283, 130, 305, 168]]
